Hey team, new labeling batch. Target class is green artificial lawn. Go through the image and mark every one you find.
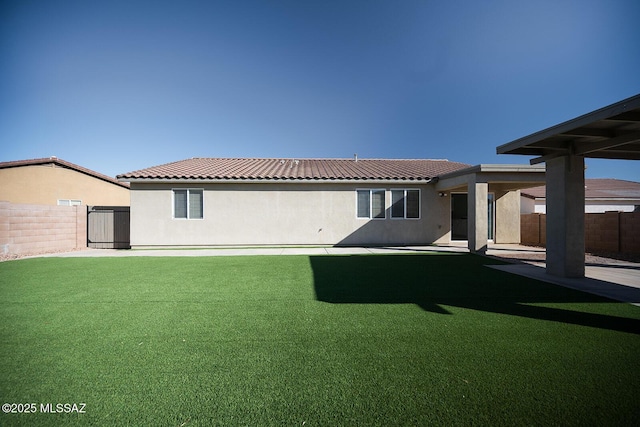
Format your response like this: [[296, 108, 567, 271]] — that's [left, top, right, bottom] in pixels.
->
[[0, 253, 639, 426]]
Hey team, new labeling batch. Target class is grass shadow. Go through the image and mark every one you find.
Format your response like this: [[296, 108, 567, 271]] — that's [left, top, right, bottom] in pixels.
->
[[310, 253, 640, 335]]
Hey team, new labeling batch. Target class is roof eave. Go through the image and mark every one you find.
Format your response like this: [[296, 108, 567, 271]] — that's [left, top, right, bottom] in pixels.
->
[[2, 157, 130, 189], [496, 93, 640, 155], [120, 177, 435, 184], [435, 164, 545, 181]]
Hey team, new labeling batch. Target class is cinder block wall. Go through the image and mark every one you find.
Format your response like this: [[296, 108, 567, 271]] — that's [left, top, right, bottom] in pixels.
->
[[0, 201, 87, 256], [520, 213, 546, 246], [620, 212, 640, 253], [585, 212, 619, 252], [521, 212, 639, 254]]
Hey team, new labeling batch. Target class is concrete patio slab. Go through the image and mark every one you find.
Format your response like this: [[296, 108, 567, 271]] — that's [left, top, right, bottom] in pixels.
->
[[490, 263, 640, 306]]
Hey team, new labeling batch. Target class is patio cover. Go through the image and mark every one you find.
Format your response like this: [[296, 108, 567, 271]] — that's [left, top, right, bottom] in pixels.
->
[[497, 94, 640, 163], [496, 93, 640, 277], [435, 164, 545, 254]]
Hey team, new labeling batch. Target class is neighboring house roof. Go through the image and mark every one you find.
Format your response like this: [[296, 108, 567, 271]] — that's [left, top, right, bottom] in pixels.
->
[[521, 178, 640, 200], [0, 157, 130, 189], [118, 158, 472, 182]]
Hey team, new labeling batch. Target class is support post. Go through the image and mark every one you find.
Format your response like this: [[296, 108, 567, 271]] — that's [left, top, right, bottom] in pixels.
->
[[468, 177, 488, 254], [545, 155, 585, 277]]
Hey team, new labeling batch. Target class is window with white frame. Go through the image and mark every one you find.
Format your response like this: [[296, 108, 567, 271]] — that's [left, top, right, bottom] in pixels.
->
[[391, 189, 420, 219], [173, 189, 203, 219], [58, 199, 82, 206], [356, 189, 386, 219]]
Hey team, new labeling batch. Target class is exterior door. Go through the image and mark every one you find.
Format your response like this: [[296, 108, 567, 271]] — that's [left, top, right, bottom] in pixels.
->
[[451, 194, 495, 241], [451, 194, 468, 240]]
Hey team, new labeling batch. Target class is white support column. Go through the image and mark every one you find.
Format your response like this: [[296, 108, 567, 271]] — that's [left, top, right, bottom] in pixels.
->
[[468, 177, 488, 254], [546, 155, 585, 277]]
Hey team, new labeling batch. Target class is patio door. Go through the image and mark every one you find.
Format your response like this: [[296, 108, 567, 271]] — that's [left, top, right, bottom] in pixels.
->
[[450, 194, 495, 241], [451, 194, 468, 240]]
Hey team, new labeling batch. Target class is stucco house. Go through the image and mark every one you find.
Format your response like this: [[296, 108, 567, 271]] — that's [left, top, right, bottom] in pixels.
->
[[0, 157, 130, 206], [521, 178, 640, 213], [118, 157, 544, 250]]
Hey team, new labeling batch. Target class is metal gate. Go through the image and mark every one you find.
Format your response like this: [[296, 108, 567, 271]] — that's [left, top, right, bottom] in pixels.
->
[[87, 206, 130, 249]]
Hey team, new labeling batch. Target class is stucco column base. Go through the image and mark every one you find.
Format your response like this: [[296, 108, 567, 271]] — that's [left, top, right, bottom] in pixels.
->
[[545, 155, 585, 278]]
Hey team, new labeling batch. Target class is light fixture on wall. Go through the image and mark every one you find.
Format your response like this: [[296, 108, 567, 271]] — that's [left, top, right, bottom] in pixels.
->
[[438, 192, 447, 197]]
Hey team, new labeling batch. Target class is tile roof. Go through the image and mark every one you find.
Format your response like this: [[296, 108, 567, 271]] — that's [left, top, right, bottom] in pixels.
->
[[117, 158, 472, 182], [522, 178, 640, 199], [0, 157, 130, 188]]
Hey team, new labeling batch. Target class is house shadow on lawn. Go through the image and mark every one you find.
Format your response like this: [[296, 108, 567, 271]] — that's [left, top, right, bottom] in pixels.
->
[[309, 253, 640, 335]]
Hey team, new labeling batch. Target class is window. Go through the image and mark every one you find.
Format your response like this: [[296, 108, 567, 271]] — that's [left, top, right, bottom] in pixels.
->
[[173, 189, 203, 219], [58, 199, 82, 206], [391, 189, 420, 219], [357, 189, 385, 219]]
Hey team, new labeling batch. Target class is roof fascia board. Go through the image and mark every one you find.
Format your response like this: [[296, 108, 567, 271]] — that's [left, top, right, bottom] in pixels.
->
[[435, 173, 546, 192], [475, 172, 547, 184], [436, 164, 545, 180], [497, 94, 640, 155], [435, 164, 545, 191]]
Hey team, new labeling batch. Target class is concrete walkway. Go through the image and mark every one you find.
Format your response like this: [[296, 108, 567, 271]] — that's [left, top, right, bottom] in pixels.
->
[[31, 243, 640, 306], [38, 245, 469, 258]]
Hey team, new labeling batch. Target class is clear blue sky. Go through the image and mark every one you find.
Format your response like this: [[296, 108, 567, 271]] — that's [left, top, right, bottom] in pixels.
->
[[1, 0, 639, 181]]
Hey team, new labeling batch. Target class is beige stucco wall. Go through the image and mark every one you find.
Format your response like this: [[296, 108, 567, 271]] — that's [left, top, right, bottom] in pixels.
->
[[130, 182, 451, 247], [493, 188, 521, 243], [0, 164, 130, 206]]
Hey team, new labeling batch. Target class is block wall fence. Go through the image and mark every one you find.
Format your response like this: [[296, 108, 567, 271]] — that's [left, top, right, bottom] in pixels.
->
[[0, 201, 87, 256], [521, 212, 640, 254]]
